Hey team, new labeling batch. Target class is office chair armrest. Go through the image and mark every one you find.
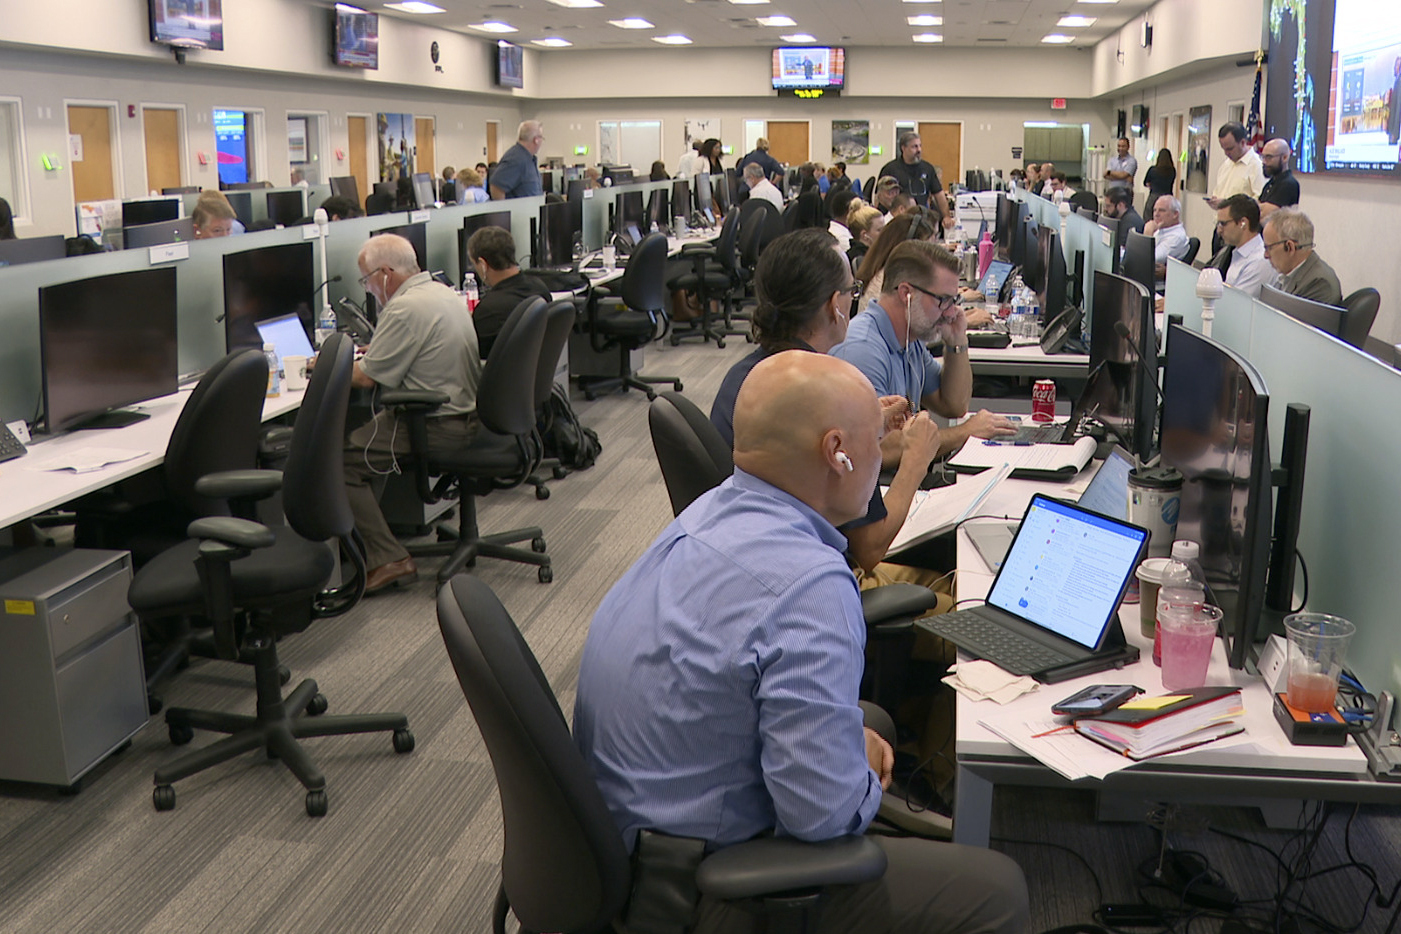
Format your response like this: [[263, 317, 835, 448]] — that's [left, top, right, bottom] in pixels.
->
[[695, 836, 887, 900], [378, 390, 448, 504], [187, 516, 277, 551], [861, 583, 939, 627], [380, 389, 450, 411], [194, 469, 283, 503]]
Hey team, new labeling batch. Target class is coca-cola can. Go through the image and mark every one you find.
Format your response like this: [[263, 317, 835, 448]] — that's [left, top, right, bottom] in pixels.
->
[[1031, 379, 1056, 422]]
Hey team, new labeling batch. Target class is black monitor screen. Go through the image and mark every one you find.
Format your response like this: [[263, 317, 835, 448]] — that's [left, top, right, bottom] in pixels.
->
[[464, 211, 513, 240], [375, 222, 428, 272], [124, 217, 194, 249], [1122, 230, 1155, 297], [671, 179, 692, 220], [39, 267, 179, 432], [266, 190, 305, 226], [1034, 226, 1067, 319], [694, 173, 713, 215], [122, 198, 180, 228], [712, 173, 732, 214], [329, 176, 360, 204], [994, 193, 1015, 258], [1159, 323, 1273, 667], [222, 241, 316, 353], [566, 179, 586, 203], [224, 190, 254, 227], [1082, 271, 1157, 462], [1010, 210, 1036, 268], [0, 235, 67, 268], [646, 188, 669, 230], [412, 172, 435, 210], [538, 200, 577, 268], [615, 191, 644, 234]]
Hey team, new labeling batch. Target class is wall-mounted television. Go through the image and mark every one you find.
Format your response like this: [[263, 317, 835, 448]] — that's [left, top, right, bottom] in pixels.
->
[[771, 47, 845, 90], [148, 0, 224, 51], [333, 5, 379, 69], [496, 41, 524, 89]]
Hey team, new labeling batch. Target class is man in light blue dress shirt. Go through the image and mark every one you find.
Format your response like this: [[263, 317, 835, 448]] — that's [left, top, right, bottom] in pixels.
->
[[575, 351, 1029, 933]]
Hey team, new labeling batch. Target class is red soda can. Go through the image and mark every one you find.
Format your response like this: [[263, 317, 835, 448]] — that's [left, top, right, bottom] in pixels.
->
[[1031, 379, 1056, 422]]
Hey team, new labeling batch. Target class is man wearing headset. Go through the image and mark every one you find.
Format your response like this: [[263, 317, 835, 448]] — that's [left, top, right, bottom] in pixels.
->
[[832, 240, 1016, 469], [575, 350, 1030, 934], [1262, 207, 1342, 306]]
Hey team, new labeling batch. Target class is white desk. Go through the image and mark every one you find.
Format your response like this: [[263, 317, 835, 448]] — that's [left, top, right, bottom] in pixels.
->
[[944, 469, 1387, 847], [968, 342, 1089, 379], [1, 387, 303, 532]]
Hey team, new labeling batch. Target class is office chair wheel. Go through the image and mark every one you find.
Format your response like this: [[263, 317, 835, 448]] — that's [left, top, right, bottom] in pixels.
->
[[538, 566, 554, 584], [584, 389, 597, 401], [147, 693, 163, 716], [535, 485, 550, 500], [168, 723, 195, 746], [306, 693, 329, 716], [531, 537, 547, 553], [552, 466, 568, 479], [305, 789, 328, 817], [645, 391, 657, 402], [670, 334, 681, 347], [674, 380, 684, 392], [717, 339, 726, 349], [153, 785, 176, 811], [393, 728, 416, 754], [277, 665, 291, 685]]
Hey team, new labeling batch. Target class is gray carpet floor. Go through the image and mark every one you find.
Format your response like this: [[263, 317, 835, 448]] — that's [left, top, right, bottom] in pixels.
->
[[2, 333, 1398, 934]]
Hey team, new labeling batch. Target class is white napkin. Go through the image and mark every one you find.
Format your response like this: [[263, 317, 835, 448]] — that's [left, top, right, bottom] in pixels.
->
[[943, 659, 1039, 704]]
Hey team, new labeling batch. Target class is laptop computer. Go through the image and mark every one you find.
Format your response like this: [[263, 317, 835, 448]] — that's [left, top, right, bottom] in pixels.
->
[[977, 259, 1013, 300], [924, 492, 1147, 682], [967, 446, 1134, 573], [255, 314, 315, 372]]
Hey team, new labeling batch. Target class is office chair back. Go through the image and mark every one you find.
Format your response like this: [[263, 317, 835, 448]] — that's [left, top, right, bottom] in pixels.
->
[[619, 231, 668, 314], [1341, 287, 1380, 348], [534, 299, 578, 410], [1069, 190, 1098, 213], [437, 574, 632, 934], [164, 349, 267, 519], [478, 298, 549, 439], [1183, 236, 1201, 266], [714, 207, 741, 276], [283, 332, 356, 547], [648, 392, 733, 516]]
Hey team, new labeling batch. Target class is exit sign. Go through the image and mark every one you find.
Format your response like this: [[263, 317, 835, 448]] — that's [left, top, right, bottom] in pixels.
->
[[1051, 98, 1067, 110]]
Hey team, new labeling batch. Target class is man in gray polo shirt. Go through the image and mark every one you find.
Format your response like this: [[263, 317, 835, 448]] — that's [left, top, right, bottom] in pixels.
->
[[339, 233, 482, 592], [1104, 136, 1138, 194]]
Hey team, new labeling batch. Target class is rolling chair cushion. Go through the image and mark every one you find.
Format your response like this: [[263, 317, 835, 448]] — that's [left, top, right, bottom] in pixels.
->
[[128, 531, 335, 617]]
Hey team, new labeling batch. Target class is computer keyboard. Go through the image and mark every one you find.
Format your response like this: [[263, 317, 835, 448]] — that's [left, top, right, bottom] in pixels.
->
[[0, 423, 28, 464], [921, 609, 1075, 676]]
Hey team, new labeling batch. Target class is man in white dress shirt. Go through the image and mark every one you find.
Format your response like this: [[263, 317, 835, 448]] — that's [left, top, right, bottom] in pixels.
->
[[1214, 195, 1276, 297], [743, 161, 785, 211]]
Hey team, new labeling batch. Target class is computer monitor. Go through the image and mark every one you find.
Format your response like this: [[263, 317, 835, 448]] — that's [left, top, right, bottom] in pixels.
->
[[411, 172, 435, 210], [1010, 211, 1037, 269], [1082, 270, 1157, 462], [123, 217, 195, 249], [694, 173, 713, 215], [671, 179, 693, 221], [1258, 283, 1348, 342], [122, 197, 180, 228], [38, 267, 179, 432], [1034, 226, 1068, 319], [603, 166, 634, 185], [222, 241, 316, 353], [224, 181, 270, 191], [224, 190, 254, 227], [0, 235, 67, 267], [460, 211, 515, 281], [613, 190, 644, 244], [1159, 323, 1274, 669], [994, 193, 1016, 260], [711, 173, 732, 215], [1122, 230, 1156, 297], [266, 190, 306, 226], [646, 188, 669, 231], [565, 179, 586, 204], [329, 176, 360, 204], [540, 169, 556, 195], [375, 222, 428, 271], [537, 200, 577, 269]]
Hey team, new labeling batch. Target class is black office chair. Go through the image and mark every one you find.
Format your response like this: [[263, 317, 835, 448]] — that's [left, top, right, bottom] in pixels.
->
[[667, 207, 746, 349], [1341, 287, 1380, 349], [579, 232, 684, 402], [739, 197, 784, 259], [1182, 236, 1202, 266], [524, 298, 582, 500], [365, 191, 394, 215], [436, 573, 888, 934], [129, 334, 413, 817], [1068, 191, 1099, 214], [383, 297, 556, 584]]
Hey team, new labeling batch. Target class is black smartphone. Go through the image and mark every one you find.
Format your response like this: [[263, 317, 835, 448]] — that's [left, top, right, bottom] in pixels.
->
[[1050, 684, 1141, 717]]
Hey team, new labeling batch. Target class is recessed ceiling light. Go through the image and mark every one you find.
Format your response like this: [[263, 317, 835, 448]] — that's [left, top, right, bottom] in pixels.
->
[[907, 14, 941, 25], [780, 33, 816, 42], [652, 34, 693, 44], [727, 0, 770, 4], [608, 17, 653, 28], [383, 1, 445, 12], [756, 14, 796, 26], [544, 0, 603, 7], [1041, 33, 1075, 43], [532, 36, 573, 46], [902, 0, 940, 3], [912, 33, 942, 42], [1057, 15, 1097, 26], [469, 21, 517, 32]]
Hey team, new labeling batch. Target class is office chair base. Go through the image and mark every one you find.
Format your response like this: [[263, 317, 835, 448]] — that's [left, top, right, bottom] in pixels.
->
[[579, 373, 683, 403], [407, 495, 552, 583], [152, 638, 411, 816]]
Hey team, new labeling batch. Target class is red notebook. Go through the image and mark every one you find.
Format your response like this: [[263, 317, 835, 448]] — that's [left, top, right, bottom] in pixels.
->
[[1073, 686, 1244, 760]]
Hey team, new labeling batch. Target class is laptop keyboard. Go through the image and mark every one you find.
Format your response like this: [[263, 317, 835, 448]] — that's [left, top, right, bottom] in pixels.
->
[[921, 609, 1077, 676]]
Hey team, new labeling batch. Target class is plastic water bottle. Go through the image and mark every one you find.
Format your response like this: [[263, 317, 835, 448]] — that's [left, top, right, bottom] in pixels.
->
[[952, 220, 965, 247], [1171, 541, 1207, 598], [1153, 547, 1207, 666], [977, 230, 995, 280], [315, 305, 338, 349], [263, 344, 281, 398], [463, 272, 480, 313]]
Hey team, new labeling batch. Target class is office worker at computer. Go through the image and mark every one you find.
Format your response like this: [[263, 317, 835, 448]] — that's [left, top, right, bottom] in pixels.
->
[[1214, 195, 1277, 298], [1263, 207, 1343, 306], [1145, 195, 1190, 281], [877, 132, 954, 228], [454, 166, 489, 204], [1258, 138, 1301, 220], [1102, 187, 1145, 240], [826, 187, 859, 252], [320, 195, 363, 221], [834, 240, 1016, 469], [489, 121, 544, 201], [192, 192, 236, 239], [464, 226, 549, 358], [578, 350, 1029, 934], [318, 233, 482, 594], [742, 161, 785, 212]]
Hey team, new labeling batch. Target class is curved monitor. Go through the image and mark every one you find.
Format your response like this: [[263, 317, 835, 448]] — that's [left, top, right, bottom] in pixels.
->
[[1122, 230, 1155, 297], [1085, 270, 1156, 462]]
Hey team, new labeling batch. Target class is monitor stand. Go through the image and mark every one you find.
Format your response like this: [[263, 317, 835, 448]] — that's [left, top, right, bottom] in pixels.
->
[[70, 409, 151, 430]]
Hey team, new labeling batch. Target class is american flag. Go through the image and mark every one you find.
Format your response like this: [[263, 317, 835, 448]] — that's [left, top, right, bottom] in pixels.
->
[[1245, 51, 1265, 152]]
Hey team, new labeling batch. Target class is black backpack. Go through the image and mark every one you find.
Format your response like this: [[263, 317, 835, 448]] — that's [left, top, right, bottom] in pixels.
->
[[541, 384, 602, 470]]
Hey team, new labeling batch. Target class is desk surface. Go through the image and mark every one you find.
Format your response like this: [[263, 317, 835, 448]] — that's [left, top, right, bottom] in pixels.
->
[[2, 387, 303, 531], [967, 340, 1088, 378]]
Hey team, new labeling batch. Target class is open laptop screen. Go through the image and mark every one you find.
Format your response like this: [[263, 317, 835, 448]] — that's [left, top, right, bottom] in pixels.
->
[[977, 259, 1013, 300], [1076, 447, 1133, 520], [255, 313, 315, 368], [986, 494, 1147, 649]]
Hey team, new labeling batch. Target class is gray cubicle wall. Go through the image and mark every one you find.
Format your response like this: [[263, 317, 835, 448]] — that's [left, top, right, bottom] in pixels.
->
[[1010, 190, 1113, 333], [1164, 260, 1401, 705], [580, 179, 673, 253]]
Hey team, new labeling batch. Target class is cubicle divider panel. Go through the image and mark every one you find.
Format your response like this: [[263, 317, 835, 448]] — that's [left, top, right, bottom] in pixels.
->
[[1060, 209, 1110, 326], [579, 180, 672, 253]]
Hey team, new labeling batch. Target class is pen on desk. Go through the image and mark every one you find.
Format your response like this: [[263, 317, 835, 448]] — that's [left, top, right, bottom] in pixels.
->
[[1031, 724, 1075, 738], [983, 440, 1032, 447]]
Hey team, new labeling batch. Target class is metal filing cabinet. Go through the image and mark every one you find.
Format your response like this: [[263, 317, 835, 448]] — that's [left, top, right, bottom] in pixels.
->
[[0, 549, 149, 787]]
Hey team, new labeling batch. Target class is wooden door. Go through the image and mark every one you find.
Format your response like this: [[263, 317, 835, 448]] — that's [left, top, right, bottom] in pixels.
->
[[917, 121, 961, 191], [765, 120, 809, 167], [143, 107, 182, 194], [67, 105, 115, 202], [414, 117, 435, 178], [348, 115, 369, 208], [486, 121, 498, 163]]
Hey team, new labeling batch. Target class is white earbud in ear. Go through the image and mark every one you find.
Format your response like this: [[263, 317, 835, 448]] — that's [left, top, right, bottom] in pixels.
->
[[835, 452, 854, 472]]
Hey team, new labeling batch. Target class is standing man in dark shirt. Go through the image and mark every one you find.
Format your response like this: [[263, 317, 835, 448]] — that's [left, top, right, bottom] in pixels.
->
[[465, 225, 551, 357], [877, 132, 953, 229], [1258, 138, 1300, 222], [737, 137, 784, 185], [489, 120, 545, 200]]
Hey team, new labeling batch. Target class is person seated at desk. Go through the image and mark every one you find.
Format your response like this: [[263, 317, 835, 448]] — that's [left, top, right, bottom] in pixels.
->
[[845, 202, 884, 272], [825, 187, 859, 252], [742, 161, 784, 212], [193, 191, 237, 239], [834, 239, 1016, 470], [857, 211, 992, 329], [464, 225, 550, 358], [454, 166, 489, 204], [1144, 195, 1190, 283], [1263, 207, 1343, 306], [1214, 194, 1277, 298], [313, 233, 482, 593], [1102, 187, 1145, 240], [577, 349, 1030, 934], [320, 195, 363, 221], [0, 196, 15, 240]]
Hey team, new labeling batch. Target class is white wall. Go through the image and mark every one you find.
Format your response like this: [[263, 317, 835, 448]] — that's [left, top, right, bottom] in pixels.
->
[[1092, 0, 1265, 98]]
